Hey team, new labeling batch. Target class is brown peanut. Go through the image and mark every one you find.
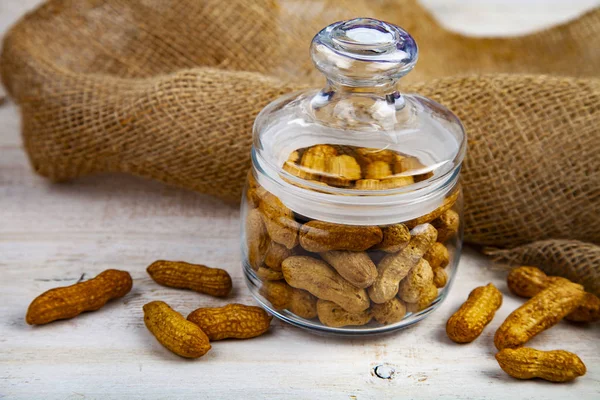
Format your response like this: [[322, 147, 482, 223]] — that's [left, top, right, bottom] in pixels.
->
[[316, 300, 372, 328], [398, 258, 434, 303], [299, 145, 337, 180], [147, 260, 232, 297], [507, 266, 571, 298], [369, 223, 437, 304], [494, 281, 586, 350], [406, 284, 438, 313], [259, 193, 299, 249], [380, 176, 415, 189], [283, 150, 311, 180], [264, 241, 293, 272], [26, 269, 132, 325], [355, 179, 383, 190], [282, 256, 370, 313], [289, 288, 318, 319], [423, 242, 450, 269], [405, 190, 459, 229], [143, 301, 211, 358], [496, 348, 586, 382], [432, 267, 448, 288], [365, 160, 393, 179], [256, 266, 284, 281], [324, 155, 362, 187], [446, 283, 503, 343], [246, 172, 267, 208], [246, 171, 261, 208], [507, 266, 600, 323], [187, 304, 272, 340], [260, 280, 292, 310], [320, 251, 377, 289], [373, 223, 410, 253], [372, 298, 407, 325], [299, 220, 382, 253], [567, 293, 600, 323], [431, 209, 460, 243], [246, 208, 270, 270]]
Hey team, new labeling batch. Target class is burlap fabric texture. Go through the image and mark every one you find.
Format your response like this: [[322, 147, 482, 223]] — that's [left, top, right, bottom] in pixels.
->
[[1, 0, 598, 293]]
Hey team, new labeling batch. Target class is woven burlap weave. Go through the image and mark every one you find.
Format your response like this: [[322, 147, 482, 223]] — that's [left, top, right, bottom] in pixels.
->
[[1, 0, 598, 291]]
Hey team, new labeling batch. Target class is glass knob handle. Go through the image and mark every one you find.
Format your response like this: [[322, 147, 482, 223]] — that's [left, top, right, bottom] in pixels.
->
[[310, 18, 418, 87]]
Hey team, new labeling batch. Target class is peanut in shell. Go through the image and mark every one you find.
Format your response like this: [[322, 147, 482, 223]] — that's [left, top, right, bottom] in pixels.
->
[[282, 256, 370, 313], [187, 304, 272, 340], [507, 266, 600, 323], [368, 223, 437, 304], [494, 281, 586, 350], [496, 348, 586, 382], [372, 297, 407, 325], [398, 258, 434, 303], [373, 223, 410, 253], [316, 300, 372, 328], [147, 260, 232, 297], [320, 250, 377, 289], [446, 283, 503, 343], [143, 301, 211, 358], [259, 193, 299, 249], [299, 221, 382, 253], [26, 269, 132, 325]]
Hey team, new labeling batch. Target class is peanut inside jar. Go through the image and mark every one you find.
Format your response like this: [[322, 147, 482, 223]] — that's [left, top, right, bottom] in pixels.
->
[[243, 144, 462, 330], [282, 144, 433, 192]]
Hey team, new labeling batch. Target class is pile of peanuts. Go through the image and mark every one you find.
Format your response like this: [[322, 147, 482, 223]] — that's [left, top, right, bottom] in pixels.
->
[[281, 144, 432, 190], [245, 144, 460, 328]]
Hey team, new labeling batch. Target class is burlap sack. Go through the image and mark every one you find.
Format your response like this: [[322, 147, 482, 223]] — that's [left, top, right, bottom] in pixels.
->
[[1, 0, 598, 288]]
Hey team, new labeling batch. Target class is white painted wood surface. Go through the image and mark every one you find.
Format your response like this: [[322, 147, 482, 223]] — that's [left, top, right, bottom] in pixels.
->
[[1, 1, 599, 399]]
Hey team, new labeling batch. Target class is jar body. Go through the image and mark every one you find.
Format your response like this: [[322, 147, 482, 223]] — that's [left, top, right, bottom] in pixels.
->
[[241, 165, 463, 335]]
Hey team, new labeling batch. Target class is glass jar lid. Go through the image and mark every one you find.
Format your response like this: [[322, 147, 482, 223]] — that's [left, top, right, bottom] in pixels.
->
[[252, 18, 466, 225]]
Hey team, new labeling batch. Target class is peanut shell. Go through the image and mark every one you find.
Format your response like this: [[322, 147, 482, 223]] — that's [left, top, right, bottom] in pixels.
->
[[282, 256, 370, 313], [432, 209, 460, 243], [143, 301, 211, 358], [432, 267, 448, 288], [369, 223, 437, 304], [406, 284, 438, 313], [259, 193, 299, 249], [373, 223, 410, 253], [496, 348, 586, 382], [26, 269, 132, 325], [446, 283, 503, 343], [316, 300, 372, 328], [320, 251, 377, 289], [299, 221, 382, 253], [423, 242, 450, 269], [260, 280, 292, 310], [494, 281, 586, 350], [398, 258, 434, 303], [264, 241, 293, 272], [372, 297, 407, 325], [507, 266, 600, 323], [147, 260, 232, 297], [289, 288, 318, 319], [246, 208, 270, 270], [187, 304, 272, 340]]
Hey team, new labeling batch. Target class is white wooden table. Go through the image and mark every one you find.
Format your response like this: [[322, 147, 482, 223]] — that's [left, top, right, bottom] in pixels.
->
[[1, 2, 599, 399]]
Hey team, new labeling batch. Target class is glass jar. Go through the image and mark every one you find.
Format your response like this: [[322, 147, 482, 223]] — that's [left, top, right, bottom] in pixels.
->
[[241, 18, 466, 335]]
